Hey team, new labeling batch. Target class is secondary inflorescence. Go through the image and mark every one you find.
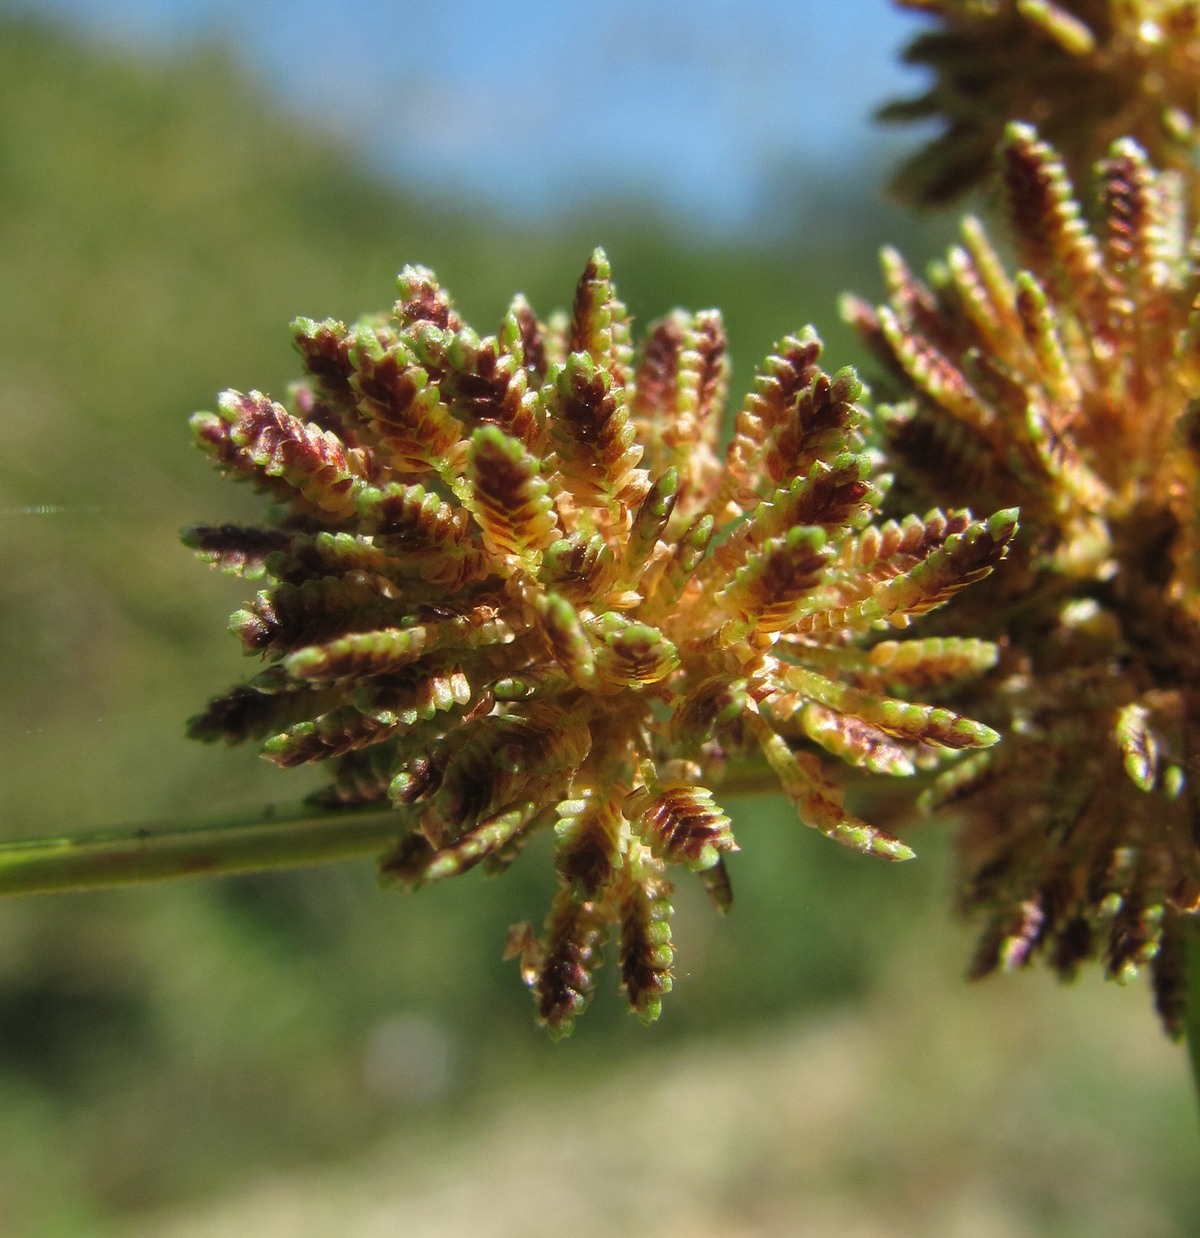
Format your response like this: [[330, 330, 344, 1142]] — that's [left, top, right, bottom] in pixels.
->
[[847, 122, 1200, 1031]]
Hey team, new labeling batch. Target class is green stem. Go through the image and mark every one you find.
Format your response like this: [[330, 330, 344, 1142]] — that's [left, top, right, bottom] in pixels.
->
[[0, 803, 406, 896], [0, 768, 787, 899]]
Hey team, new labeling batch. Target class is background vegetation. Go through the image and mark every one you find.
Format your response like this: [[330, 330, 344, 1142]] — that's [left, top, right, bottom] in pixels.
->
[[0, 11, 1195, 1235]]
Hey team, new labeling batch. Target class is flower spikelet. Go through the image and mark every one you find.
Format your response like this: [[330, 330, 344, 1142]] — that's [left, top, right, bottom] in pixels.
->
[[883, 0, 1200, 205], [188, 249, 1013, 1032], [849, 126, 1200, 1032]]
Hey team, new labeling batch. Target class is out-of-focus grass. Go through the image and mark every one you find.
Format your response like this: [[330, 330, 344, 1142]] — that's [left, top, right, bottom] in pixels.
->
[[120, 861, 1198, 1238], [0, 11, 1193, 1237]]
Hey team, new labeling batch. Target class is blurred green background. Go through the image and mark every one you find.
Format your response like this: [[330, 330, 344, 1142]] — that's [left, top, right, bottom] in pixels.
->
[[0, 8, 1196, 1236]]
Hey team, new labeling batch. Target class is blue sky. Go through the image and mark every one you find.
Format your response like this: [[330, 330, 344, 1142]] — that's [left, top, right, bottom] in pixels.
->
[[5, 0, 929, 232]]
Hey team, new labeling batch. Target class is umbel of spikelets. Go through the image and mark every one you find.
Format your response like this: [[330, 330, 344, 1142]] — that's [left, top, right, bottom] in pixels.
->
[[846, 123, 1200, 1033], [883, 0, 1200, 205], [186, 249, 1014, 1036]]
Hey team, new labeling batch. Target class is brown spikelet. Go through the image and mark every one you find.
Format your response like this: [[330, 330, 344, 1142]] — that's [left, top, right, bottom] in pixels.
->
[[669, 675, 748, 750], [226, 390, 371, 521], [554, 790, 625, 896], [503, 294, 549, 383], [522, 884, 608, 1039], [546, 351, 646, 506], [1152, 914, 1190, 1037], [718, 525, 832, 634], [618, 852, 674, 1024], [467, 425, 561, 566], [709, 456, 874, 584], [422, 706, 591, 836], [311, 746, 400, 808], [291, 317, 359, 411], [231, 576, 400, 656], [440, 328, 542, 446], [631, 315, 684, 431], [625, 781, 737, 871], [187, 680, 328, 747], [394, 265, 462, 333], [1101, 141, 1155, 291], [1002, 125, 1114, 344], [181, 525, 291, 579]]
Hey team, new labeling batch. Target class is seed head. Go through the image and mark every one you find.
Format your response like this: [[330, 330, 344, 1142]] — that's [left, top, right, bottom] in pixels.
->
[[848, 127, 1200, 1032], [884, 0, 1200, 204], [188, 249, 1013, 1034]]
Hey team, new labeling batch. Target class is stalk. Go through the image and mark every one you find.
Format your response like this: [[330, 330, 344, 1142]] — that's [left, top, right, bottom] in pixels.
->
[[0, 768, 788, 899], [0, 803, 406, 896]]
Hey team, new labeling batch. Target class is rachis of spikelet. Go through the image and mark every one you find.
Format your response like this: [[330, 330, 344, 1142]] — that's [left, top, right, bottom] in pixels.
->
[[187, 249, 1014, 1035]]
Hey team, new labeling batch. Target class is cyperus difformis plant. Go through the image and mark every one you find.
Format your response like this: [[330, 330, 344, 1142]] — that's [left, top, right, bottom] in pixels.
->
[[183, 249, 1015, 1035], [845, 121, 1200, 1032]]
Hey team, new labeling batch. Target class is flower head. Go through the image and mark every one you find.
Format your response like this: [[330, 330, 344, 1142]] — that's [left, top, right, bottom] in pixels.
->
[[188, 249, 1013, 1035], [846, 124, 1200, 1031], [884, 0, 1200, 204]]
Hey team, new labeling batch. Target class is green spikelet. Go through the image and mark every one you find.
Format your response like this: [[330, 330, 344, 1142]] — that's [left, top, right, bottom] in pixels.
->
[[553, 790, 626, 897], [261, 706, 402, 767], [467, 424, 561, 569], [722, 330, 824, 504], [746, 711, 917, 862], [419, 802, 534, 885], [545, 350, 646, 507], [718, 525, 832, 634], [798, 704, 919, 777], [590, 613, 679, 688], [538, 533, 618, 604], [348, 330, 465, 477], [568, 247, 630, 380]]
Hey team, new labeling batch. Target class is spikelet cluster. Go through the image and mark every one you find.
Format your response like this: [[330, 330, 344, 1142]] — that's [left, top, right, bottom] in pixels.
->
[[884, 0, 1200, 204], [188, 249, 1014, 1035], [847, 123, 1200, 1031]]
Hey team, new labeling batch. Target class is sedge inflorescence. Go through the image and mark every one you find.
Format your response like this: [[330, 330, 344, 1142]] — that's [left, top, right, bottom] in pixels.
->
[[187, 248, 1014, 1035], [884, 0, 1200, 205], [847, 121, 1200, 1030]]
